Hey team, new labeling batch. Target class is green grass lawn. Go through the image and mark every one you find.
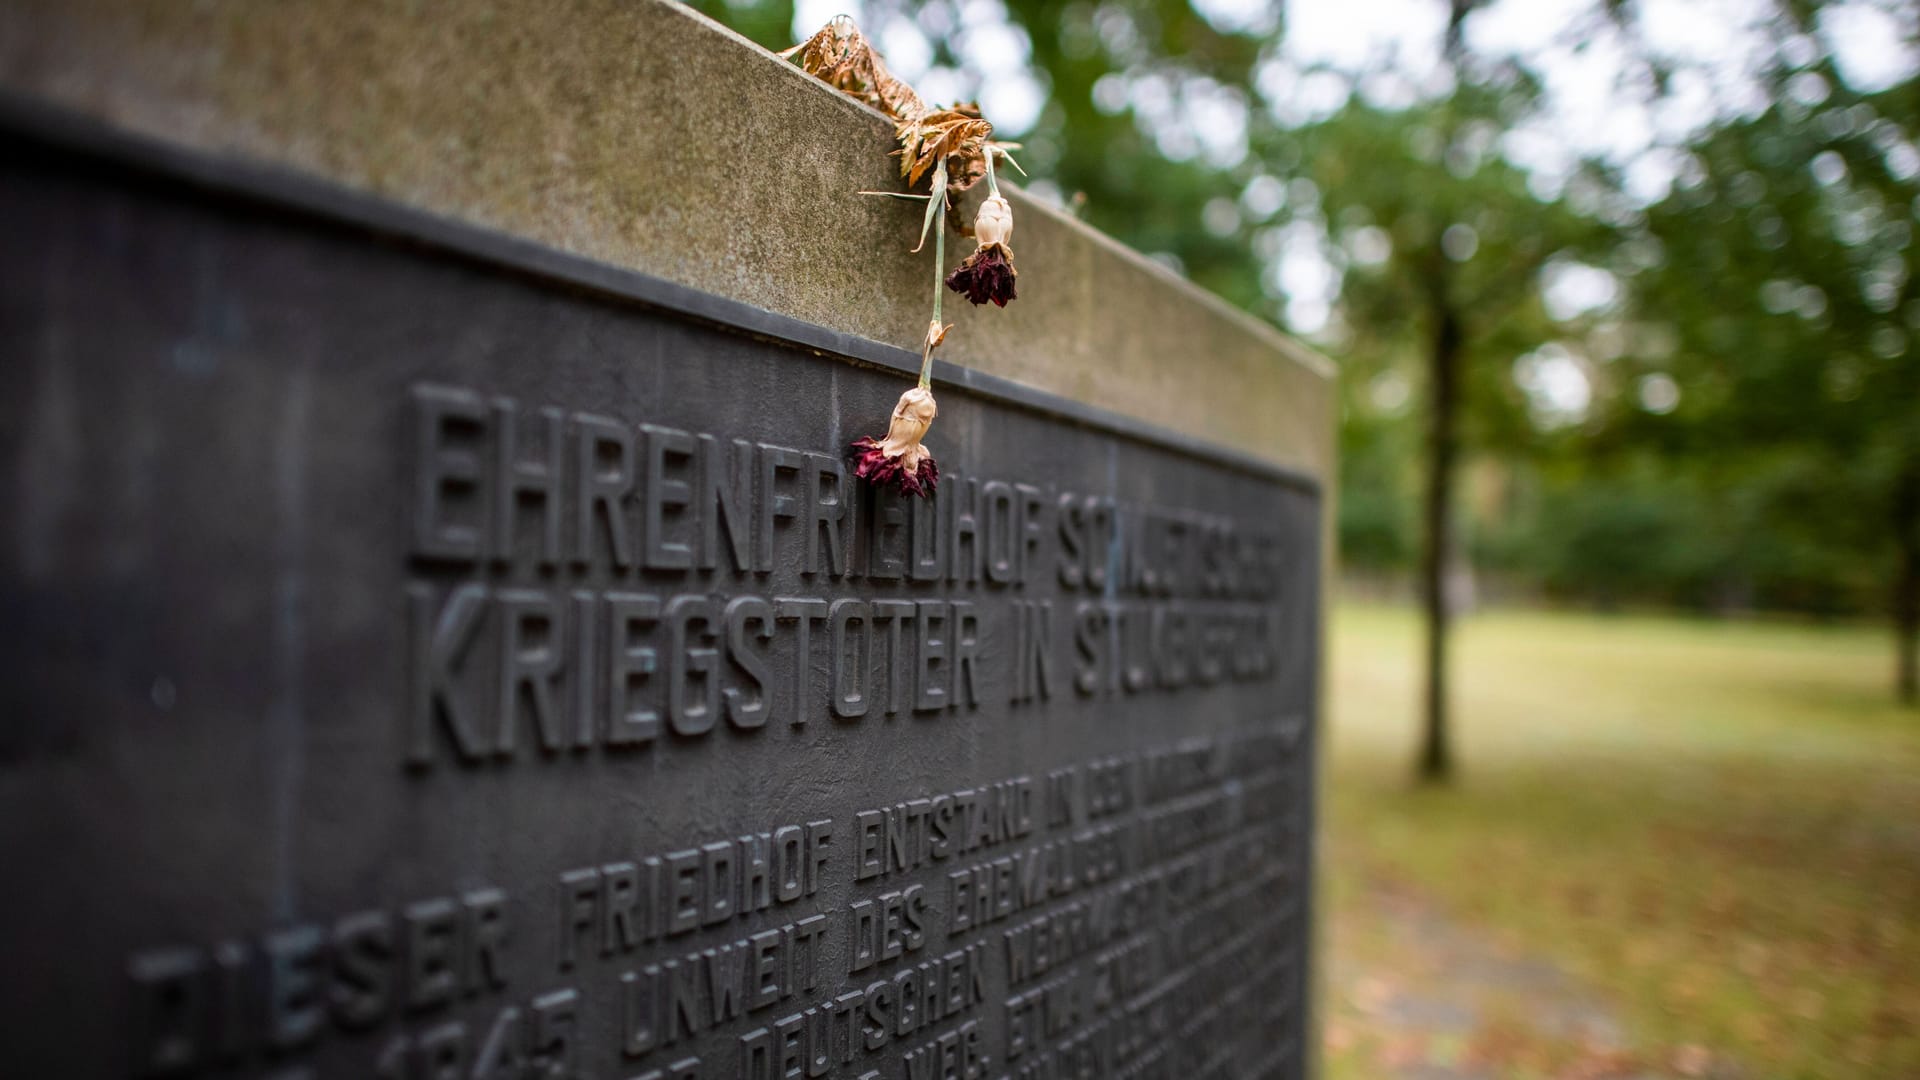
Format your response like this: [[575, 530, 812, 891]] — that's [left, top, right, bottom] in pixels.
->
[[1324, 603, 1920, 1079]]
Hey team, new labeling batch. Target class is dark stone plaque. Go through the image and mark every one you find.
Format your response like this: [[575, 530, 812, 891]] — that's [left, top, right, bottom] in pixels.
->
[[0, 108, 1320, 1079]]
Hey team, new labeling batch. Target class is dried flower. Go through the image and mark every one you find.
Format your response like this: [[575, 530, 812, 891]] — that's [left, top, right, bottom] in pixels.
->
[[850, 385, 940, 498], [973, 194, 1013, 246], [946, 195, 1017, 307], [786, 16, 1034, 498]]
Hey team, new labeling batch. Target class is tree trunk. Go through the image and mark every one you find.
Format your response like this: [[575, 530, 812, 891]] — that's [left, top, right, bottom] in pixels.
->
[[1418, 302, 1463, 782], [1896, 342, 1919, 707], [1421, 3, 1473, 780], [1896, 456, 1918, 707]]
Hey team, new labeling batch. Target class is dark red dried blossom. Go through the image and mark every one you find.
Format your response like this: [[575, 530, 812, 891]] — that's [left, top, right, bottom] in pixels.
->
[[849, 386, 940, 498], [945, 242, 1017, 307], [851, 436, 940, 498]]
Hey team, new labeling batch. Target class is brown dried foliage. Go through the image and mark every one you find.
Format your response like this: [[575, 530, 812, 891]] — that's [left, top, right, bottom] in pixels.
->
[[896, 107, 994, 189], [779, 17, 924, 129], [784, 19, 996, 196]]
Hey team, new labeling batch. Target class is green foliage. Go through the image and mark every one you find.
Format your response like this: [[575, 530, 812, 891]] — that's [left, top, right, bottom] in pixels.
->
[[1339, 408, 1419, 571], [1617, 50, 1919, 622], [681, 0, 797, 52], [1532, 475, 1715, 605]]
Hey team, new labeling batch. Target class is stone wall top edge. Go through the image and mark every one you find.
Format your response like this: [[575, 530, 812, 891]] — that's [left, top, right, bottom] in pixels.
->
[[0, 0, 1336, 476]]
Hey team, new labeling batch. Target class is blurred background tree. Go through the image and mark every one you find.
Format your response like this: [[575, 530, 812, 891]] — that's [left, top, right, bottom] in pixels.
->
[[1273, 7, 1620, 781], [696, 0, 1920, 718], [1624, 12, 1920, 701]]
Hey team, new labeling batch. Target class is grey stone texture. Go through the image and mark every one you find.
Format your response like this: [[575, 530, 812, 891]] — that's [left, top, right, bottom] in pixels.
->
[[0, 0, 1333, 481]]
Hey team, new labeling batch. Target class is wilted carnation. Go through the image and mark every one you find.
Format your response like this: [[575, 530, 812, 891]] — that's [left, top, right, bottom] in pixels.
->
[[973, 193, 1012, 246], [946, 195, 1017, 307], [850, 385, 940, 497]]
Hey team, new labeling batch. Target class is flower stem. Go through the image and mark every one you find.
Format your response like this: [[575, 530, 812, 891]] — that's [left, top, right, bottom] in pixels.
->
[[985, 147, 1000, 200], [921, 166, 946, 390]]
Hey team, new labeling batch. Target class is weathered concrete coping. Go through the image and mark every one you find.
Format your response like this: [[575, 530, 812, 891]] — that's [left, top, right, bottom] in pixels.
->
[[0, 0, 1334, 481]]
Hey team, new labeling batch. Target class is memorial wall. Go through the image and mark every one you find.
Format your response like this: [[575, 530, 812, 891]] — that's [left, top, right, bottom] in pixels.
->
[[0, 3, 1335, 1076]]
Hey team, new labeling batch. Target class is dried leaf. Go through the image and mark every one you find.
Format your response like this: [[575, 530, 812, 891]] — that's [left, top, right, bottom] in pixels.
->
[[782, 17, 925, 123], [897, 107, 994, 187]]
